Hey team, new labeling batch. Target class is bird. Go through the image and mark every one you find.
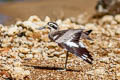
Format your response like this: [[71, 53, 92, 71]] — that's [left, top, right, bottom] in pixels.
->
[[37, 22, 93, 70], [96, 0, 120, 15]]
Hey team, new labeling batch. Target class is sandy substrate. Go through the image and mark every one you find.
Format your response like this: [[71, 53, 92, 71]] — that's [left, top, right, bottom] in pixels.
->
[[0, 15, 119, 80], [0, 0, 97, 25]]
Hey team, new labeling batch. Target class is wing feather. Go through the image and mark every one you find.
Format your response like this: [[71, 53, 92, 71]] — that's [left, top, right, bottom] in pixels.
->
[[73, 47, 93, 64], [49, 29, 93, 64]]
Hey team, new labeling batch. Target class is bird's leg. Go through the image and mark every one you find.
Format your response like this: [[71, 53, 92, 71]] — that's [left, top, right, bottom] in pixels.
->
[[64, 51, 69, 70]]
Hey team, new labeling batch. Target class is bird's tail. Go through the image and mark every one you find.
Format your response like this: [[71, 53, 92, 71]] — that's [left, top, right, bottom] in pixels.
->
[[85, 30, 92, 35], [81, 30, 92, 40]]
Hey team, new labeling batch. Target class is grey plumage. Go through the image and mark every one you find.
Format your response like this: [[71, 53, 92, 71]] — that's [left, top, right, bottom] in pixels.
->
[[37, 22, 93, 69], [49, 29, 93, 64]]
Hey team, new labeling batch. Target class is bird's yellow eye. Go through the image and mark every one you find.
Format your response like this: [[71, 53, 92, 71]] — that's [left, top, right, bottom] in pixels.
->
[[50, 24, 53, 27]]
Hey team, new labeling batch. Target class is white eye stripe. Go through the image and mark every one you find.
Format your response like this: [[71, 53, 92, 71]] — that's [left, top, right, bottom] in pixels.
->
[[49, 23, 58, 29]]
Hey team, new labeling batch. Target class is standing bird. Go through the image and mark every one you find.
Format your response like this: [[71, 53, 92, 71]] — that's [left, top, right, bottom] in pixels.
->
[[37, 22, 93, 70]]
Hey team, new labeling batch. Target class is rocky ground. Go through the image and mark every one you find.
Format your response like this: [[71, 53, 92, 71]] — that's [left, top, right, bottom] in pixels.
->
[[0, 14, 120, 80]]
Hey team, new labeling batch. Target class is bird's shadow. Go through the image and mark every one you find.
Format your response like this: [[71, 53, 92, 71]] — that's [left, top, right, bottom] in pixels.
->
[[24, 65, 80, 72]]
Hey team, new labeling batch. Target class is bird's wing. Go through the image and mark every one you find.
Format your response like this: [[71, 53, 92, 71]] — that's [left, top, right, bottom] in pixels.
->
[[59, 29, 93, 64], [52, 29, 93, 64], [72, 43, 93, 64], [55, 29, 84, 43], [49, 29, 68, 41], [64, 40, 93, 64]]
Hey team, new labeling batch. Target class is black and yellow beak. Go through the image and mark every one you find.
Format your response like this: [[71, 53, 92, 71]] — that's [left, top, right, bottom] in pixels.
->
[[37, 26, 46, 30], [37, 25, 49, 30]]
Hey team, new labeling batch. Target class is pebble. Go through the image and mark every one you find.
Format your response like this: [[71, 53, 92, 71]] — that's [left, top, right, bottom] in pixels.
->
[[0, 15, 119, 79], [13, 61, 22, 67], [101, 15, 114, 23], [8, 25, 19, 36], [94, 68, 106, 75], [19, 47, 30, 54], [18, 53, 25, 58], [31, 48, 41, 54], [23, 21, 40, 30], [99, 57, 110, 63], [117, 73, 120, 76], [44, 16, 51, 22], [26, 54, 33, 59], [28, 15, 41, 22], [11, 67, 27, 79], [34, 54, 40, 59], [115, 14, 120, 23], [63, 18, 71, 24]]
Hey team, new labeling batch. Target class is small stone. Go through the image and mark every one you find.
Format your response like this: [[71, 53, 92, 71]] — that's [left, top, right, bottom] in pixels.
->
[[31, 48, 41, 54], [44, 16, 51, 22], [23, 70, 30, 76], [23, 21, 40, 30], [19, 53, 25, 58], [111, 20, 117, 25], [115, 14, 120, 23], [42, 52, 48, 59], [94, 68, 106, 75], [108, 52, 115, 57], [28, 15, 41, 22], [10, 67, 27, 79], [13, 61, 22, 67], [117, 73, 120, 76], [16, 21, 22, 25], [99, 57, 110, 63], [26, 54, 33, 59], [2, 64, 11, 70], [85, 23, 97, 30], [34, 54, 40, 59], [101, 15, 114, 23], [25, 31, 33, 37], [63, 18, 71, 24], [115, 27, 120, 34], [8, 25, 19, 36], [86, 70, 94, 75], [1, 44, 8, 48], [19, 48, 30, 54], [56, 19, 62, 25]]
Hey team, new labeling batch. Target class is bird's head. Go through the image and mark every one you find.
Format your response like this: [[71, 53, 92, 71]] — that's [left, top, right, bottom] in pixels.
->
[[37, 22, 59, 31]]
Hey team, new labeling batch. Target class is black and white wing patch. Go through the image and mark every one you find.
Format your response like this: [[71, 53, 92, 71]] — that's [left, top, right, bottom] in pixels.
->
[[65, 41, 93, 64], [62, 30, 93, 64], [52, 29, 93, 64], [75, 42, 93, 64]]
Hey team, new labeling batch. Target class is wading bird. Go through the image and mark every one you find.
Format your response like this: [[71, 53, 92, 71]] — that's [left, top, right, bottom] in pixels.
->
[[37, 22, 93, 70]]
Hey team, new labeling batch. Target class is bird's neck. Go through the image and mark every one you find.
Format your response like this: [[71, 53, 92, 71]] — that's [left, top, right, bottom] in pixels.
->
[[49, 29, 59, 33], [49, 30, 59, 41]]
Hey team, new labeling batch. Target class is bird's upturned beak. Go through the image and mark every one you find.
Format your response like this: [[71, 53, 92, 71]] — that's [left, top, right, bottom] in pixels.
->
[[37, 26, 46, 30], [36, 24, 48, 30]]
